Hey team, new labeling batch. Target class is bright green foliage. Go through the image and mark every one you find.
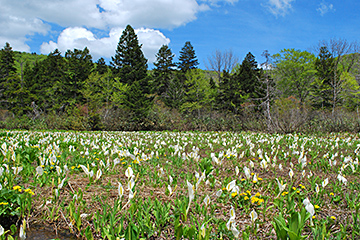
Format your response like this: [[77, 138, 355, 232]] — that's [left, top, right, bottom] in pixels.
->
[[162, 73, 185, 109], [153, 45, 176, 96], [272, 208, 311, 240], [181, 69, 214, 116], [178, 41, 199, 73], [272, 49, 316, 104], [339, 71, 360, 110], [82, 70, 117, 130]]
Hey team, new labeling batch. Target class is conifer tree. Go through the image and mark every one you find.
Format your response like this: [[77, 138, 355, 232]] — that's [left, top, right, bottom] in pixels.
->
[[153, 45, 175, 96], [178, 41, 199, 73], [312, 46, 334, 109], [95, 57, 108, 75], [111, 25, 148, 85], [65, 47, 93, 103], [0, 42, 17, 108], [111, 25, 153, 125]]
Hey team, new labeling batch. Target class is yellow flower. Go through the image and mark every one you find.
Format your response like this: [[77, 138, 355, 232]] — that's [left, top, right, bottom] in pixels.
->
[[281, 191, 288, 196], [330, 216, 336, 220], [312, 215, 316, 219], [330, 192, 334, 196], [231, 192, 238, 198], [292, 187, 296, 191], [241, 178, 246, 181], [244, 196, 249, 200], [314, 205, 320, 209], [255, 192, 261, 197], [13, 186, 22, 192], [251, 173, 255, 176], [25, 189, 35, 195], [0, 202, 8, 205], [71, 166, 75, 170], [257, 177, 263, 181], [296, 190, 300, 194], [246, 190, 251, 194]]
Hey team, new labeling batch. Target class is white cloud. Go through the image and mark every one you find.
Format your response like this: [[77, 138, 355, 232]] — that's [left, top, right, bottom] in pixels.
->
[[317, 2, 335, 16], [40, 27, 170, 62], [265, 0, 295, 17], [0, 0, 209, 56]]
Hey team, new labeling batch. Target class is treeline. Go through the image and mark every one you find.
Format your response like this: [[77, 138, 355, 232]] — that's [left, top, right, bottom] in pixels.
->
[[1, 25, 360, 132]]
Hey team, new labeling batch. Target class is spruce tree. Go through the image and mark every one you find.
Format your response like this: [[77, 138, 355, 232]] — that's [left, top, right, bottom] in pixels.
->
[[232, 52, 264, 110], [0, 42, 17, 108], [313, 46, 334, 109], [111, 25, 153, 125], [65, 47, 93, 103], [153, 45, 175, 96], [95, 57, 108, 75], [178, 41, 199, 73], [111, 25, 148, 85]]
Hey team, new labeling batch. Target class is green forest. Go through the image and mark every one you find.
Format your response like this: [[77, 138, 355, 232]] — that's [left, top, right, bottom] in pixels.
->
[[1, 25, 360, 132]]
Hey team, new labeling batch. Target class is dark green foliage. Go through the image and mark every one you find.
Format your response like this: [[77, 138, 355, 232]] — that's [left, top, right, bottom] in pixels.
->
[[95, 57, 108, 75], [216, 53, 264, 113], [0, 42, 17, 80], [233, 52, 264, 102], [178, 41, 199, 73], [153, 45, 176, 96], [65, 47, 93, 103], [111, 25, 148, 85], [312, 46, 334, 109], [0, 43, 17, 109], [111, 25, 153, 125]]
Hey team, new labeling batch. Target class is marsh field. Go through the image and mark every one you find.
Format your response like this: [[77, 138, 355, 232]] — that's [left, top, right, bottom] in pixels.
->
[[0, 130, 359, 239]]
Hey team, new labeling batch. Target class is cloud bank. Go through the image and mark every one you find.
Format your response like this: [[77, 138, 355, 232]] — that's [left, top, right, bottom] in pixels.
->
[[0, 0, 217, 61], [40, 27, 170, 62]]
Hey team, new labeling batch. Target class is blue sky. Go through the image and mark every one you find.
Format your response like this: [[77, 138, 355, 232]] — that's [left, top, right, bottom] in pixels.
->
[[1, 0, 359, 69]]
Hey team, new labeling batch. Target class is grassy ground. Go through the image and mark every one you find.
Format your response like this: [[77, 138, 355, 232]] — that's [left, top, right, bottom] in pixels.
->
[[0, 130, 359, 239]]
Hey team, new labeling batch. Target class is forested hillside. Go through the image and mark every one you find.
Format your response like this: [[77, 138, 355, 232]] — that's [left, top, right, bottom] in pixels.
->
[[1, 25, 360, 132]]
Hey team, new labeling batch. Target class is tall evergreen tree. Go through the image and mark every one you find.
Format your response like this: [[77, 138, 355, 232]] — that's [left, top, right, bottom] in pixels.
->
[[153, 45, 175, 96], [0, 42, 17, 108], [111, 25, 148, 85], [228, 52, 264, 112], [312, 46, 334, 109], [178, 41, 199, 73], [111, 24, 153, 124], [0, 42, 17, 80], [65, 47, 93, 103], [95, 57, 108, 75], [235, 52, 263, 100]]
